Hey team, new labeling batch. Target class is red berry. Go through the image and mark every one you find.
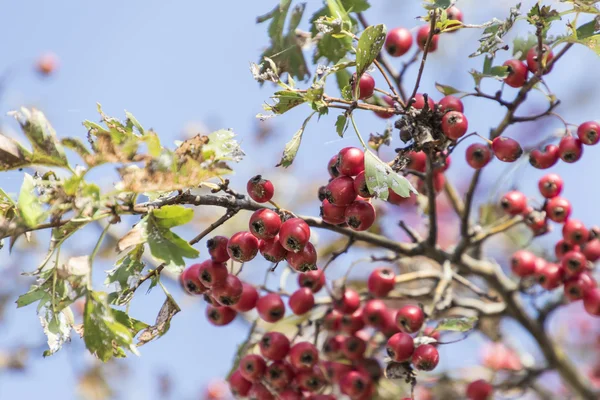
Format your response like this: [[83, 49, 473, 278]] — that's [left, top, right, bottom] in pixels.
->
[[386, 332, 414, 362], [412, 344, 440, 371], [206, 305, 237, 326], [341, 308, 366, 334], [249, 383, 274, 400], [36, 53, 58, 76], [388, 188, 417, 206], [564, 272, 596, 301], [340, 370, 373, 398], [503, 59, 528, 88], [466, 143, 492, 169], [323, 309, 342, 331], [407, 151, 427, 171], [510, 250, 537, 277], [356, 357, 383, 382], [447, 6, 463, 22], [441, 111, 469, 140], [583, 288, 600, 316], [279, 218, 310, 253], [286, 242, 317, 272], [368, 267, 396, 297], [206, 236, 230, 263], [500, 191, 527, 215], [249, 209, 281, 240], [424, 327, 441, 342], [233, 283, 259, 312], [558, 136, 583, 163], [555, 239, 576, 259], [334, 289, 361, 314], [239, 354, 267, 382], [381, 309, 400, 337], [260, 332, 290, 361], [417, 172, 445, 196], [342, 335, 367, 360], [345, 200, 376, 231], [322, 335, 344, 359], [563, 219, 589, 245], [438, 95, 464, 113], [320, 199, 347, 225], [546, 197, 571, 223], [259, 236, 288, 262], [325, 176, 357, 206], [298, 269, 326, 293], [229, 370, 252, 397], [412, 93, 435, 110], [466, 379, 494, 400], [396, 304, 425, 333], [198, 260, 229, 288], [337, 147, 365, 177], [362, 299, 388, 327], [289, 288, 315, 315], [247, 175, 274, 203], [279, 390, 302, 400], [257, 293, 285, 323], [525, 211, 550, 237], [296, 367, 326, 392], [492, 136, 523, 162], [328, 154, 341, 178], [527, 45, 554, 74], [180, 263, 208, 295], [434, 153, 451, 172], [577, 121, 600, 145], [583, 239, 600, 262], [228, 232, 260, 262], [561, 250, 588, 277], [537, 263, 565, 290], [265, 361, 294, 391], [538, 173, 563, 198], [385, 27, 413, 57], [289, 342, 318, 371], [353, 73, 375, 100], [353, 171, 372, 198], [529, 144, 559, 169], [213, 274, 243, 306], [417, 25, 438, 52]]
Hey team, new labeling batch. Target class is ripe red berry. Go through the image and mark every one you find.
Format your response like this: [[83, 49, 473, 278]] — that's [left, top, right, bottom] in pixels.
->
[[340, 370, 373, 398], [362, 299, 388, 327], [206, 305, 237, 326], [386, 332, 414, 362], [525, 211, 550, 237], [538, 173, 563, 199], [441, 111, 469, 140], [503, 59, 528, 88], [345, 200, 376, 231], [527, 44, 554, 74], [229, 370, 252, 397], [558, 136, 583, 163], [537, 263, 565, 290], [563, 219, 589, 245], [328, 154, 340, 178], [381, 309, 400, 337], [388, 188, 417, 206], [325, 176, 357, 206], [233, 283, 259, 312], [228, 232, 260, 262], [373, 95, 395, 119], [412, 93, 436, 110], [368, 267, 396, 297], [500, 191, 527, 215], [466, 143, 492, 169], [213, 274, 243, 306], [385, 27, 413, 57], [279, 390, 302, 400], [492, 136, 523, 162], [247, 175, 274, 203], [298, 269, 326, 293], [466, 379, 494, 400], [424, 327, 441, 342], [322, 335, 344, 359], [239, 354, 267, 382], [286, 242, 317, 272], [341, 308, 365, 334], [555, 239, 576, 259], [180, 263, 208, 295], [259, 236, 288, 262], [289, 288, 315, 315], [529, 144, 559, 169], [320, 199, 347, 225], [406, 151, 427, 171], [206, 236, 230, 263], [561, 250, 588, 277], [416, 25, 438, 52], [417, 172, 445, 196], [396, 304, 425, 333], [323, 309, 342, 331], [546, 197, 571, 223], [510, 250, 537, 277], [583, 288, 600, 316], [260, 332, 290, 361], [342, 335, 367, 360], [256, 293, 285, 323], [583, 239, 600, 262], [36, 53, 58, 76], [334, 289, 361, 314], [577, 121, 600, 145], [265, 361, 294, 391], [279, 218, 310, 252], [412, 344, 440, 371], [289, 342, 319, 370], [446, 6, 463, 22], [296, 367, 326, 392], [564, 272, 596, 301], [198, 260, 229, 288], [353, 73, 375, 100], [337, 147, 365, 177], [438, 95, 464, 113], [249, 209, 281, 240], [353, 171, 372, 198]]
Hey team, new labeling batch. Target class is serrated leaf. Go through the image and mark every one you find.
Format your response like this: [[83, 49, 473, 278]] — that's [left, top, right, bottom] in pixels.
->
[[16, 286, 48, 308], [335, 115, 348, 137], [112, 309, 149, 336], [146, 212, 199, 271], [435, 316, 478, 332], [470, 4, 521, 58], [201, 129, 244, 162], [276, 112, 315, 168], [40, 306, 74, 357], [265, 91, 306, 114], [342, 0, 370, 12], [125, 111, 144, 134], [151, 205, 194, 229], [0, 133, 33, 171], [364, 150, 416, 201], [18, 173, 44, 227], [106, 245, 145, 305], [434, 82, 463, 96], [356, 24, 387, 77]]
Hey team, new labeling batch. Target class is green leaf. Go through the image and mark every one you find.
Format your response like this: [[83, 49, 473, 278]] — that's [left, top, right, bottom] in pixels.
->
[[137, 295, 180, 346], [356, 24, 387, 77], [125, 111, 144, 134], [434, 82, 463, 96], [276, 112, 315, 168], [18, 173, 44, 227], [311, 2, 355, 65], [17, 286, 48, 308], [576, 19, 600, 39], [526, 4, 560, 36], [201, 129, 244, 162], [143, 131, 162, 158], [470, 3, 521, 58], [112, 309, 149, 336], [264, 91, 306, 114], [146, 212, 199, 271], [106, 245, 145, 305], [341, 0, 370, 12], [40, 306, 74, 357], [423, 0, 451, 10], [0, 133, 33, 171], [512, 35, 538, 60], [335, 115, 349, 137], [151, 205, 194, 229], [364, 150, 417, 201], [435, 316, 478, 332]]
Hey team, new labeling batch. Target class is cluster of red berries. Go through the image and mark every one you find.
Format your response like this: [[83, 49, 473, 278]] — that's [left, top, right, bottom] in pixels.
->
[[321, 147, 376, 231], [503, 173, 600, 317]]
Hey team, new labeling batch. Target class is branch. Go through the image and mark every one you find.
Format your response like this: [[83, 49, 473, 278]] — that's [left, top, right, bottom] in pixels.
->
[[408, 10, 437, 105], [425, 154, 438, 247]]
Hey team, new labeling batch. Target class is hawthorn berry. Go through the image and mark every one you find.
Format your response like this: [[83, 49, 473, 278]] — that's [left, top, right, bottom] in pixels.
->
[[385, 27, 413, 57], [249, 209, 281, 240], [279, 390, 302, 400], [583, 288, 600, 316], [286, 241, 317, 272], [295, 366, 326, 392], [412, 344, 440, 371], [323, 360, 352, 382], [323, 309, 343, 331], [36, 53, 58, 76], [546, 197, 571, 223], [563, 219, 589, 245], [357, 357, 383, 382], [249, 382, 274, 400], [561, 250, 588, 277], [362, 299, 388, 327], [265, 361, 294, 391], [396, 304, 425, 333], [289, 288, 315, 315], [289, 342, 319, 370], [198, 260, 228, 288], [417, 172, 445, 196], [406, 151, 427, 171], [374, 95, 395, 119], [229, 370, 252, 397], [247, 175, 274, 203], [500, 191, 527, 215], [524, 210, 550, 237], [529, 144, 559, 169], [492, 136, 523, 162], [279, 217, 310, 252], [558, 136, 583, 163], [341, 308, 366, 334], [537, 263, 565, 290], [583, 239, 600, 262], [337, 147, 365, 177], [466, 379, 494, 400], [538, 173, 563, 198], [239, 354, 267, 382], [564, 272, 596, 301], [213, 274, 243, 306], [386, 332, 414, 362], [259, 332, 290, 361], [233, 283, 259, 312], [206, 235, 230, 263], [511, 250, 537, 277], [345, 200, 376, 231], [328, 154, 341, 178], [416, 25, 438, 52], [577, 121, 600, 145], [342, 335, 367, 360], [353, 73, 375, 100], [447, 6, 463, 22], [325, 176, 357, 206], [227, 231, 260, 262], [466, 143, 492, 169], [527, 44, 554, 74], [424, 327, 441, 342], [180, 263, 208, 295], [298, 269, 326, 293], [441, 111, 469, 140], [388, 188, 417, 206], [256, 293, 285, 323], [381, 309, 400, 337], [503, 59, 528, 88], [339, 370, 373, 398], [438, 95, 464, 113], [353, 171, 371, 198], [320, 199, 347, 225], [368, 267, 396, 297], [259, 236, 288, 262], [412, 93, 436, 110], [206, 305, 237, 326], [334, 288, 361, 313], [322, 335, 344, 359], [555, 239, 576, 259]]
